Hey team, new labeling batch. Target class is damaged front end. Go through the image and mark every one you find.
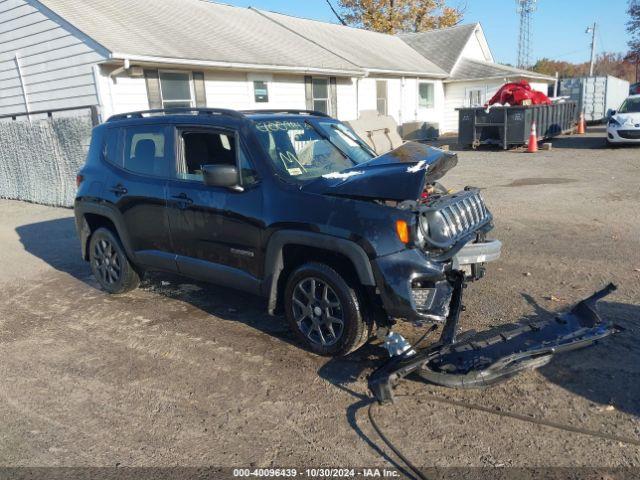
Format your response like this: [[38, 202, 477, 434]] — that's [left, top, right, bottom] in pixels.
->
[[369, 280, 622, 404], [335, 144, 622, 403]]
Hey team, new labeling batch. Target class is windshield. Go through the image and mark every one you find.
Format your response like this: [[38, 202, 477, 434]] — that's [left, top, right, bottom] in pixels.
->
[[618, 97, 640, 114], [252, 119, 374, 182]]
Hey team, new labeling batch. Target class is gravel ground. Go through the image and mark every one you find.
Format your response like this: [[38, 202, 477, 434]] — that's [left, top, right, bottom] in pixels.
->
[[0, 127, 639, 476]]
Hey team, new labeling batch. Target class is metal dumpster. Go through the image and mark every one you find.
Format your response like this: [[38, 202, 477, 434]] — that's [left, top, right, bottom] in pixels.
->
[[457, 102, 578, 150], [559, 76, 629, 123]]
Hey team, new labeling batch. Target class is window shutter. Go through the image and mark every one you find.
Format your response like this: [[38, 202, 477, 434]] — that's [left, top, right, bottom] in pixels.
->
[[144, 69, 162, 109], [304, 76, 313, 110], [192, 71, 207, 107], [329, 77, 338, 118]]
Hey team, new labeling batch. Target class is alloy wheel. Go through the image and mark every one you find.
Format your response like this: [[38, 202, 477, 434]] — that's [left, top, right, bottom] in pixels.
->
[[92, 239, 122, 285], [292, 277, 344, 347]]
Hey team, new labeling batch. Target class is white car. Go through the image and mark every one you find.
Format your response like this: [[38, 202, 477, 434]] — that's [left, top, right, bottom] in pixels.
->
[[607, 95, 640, 145]]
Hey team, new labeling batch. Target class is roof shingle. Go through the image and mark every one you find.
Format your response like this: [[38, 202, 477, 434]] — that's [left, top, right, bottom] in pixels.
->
[[257, 9, 447, 76], [36, 0, 361, 74], [399, 24, 478, 74], [448, 58, 555, 82]]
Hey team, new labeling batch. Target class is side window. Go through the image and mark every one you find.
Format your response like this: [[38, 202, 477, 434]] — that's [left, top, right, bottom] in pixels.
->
[[102, 127, 122, 166], [178, 129, 258, 186], [123, 125, 171, 177], [179, 130, 235, 181]]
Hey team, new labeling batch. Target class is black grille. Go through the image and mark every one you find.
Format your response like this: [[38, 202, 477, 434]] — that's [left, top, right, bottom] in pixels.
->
[[618, 130, 640, 140], [438, 191, 490, 241]]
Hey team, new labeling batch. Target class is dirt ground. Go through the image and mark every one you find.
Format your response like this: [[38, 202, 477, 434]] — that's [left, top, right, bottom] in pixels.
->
[[1, 127, 639, 476]]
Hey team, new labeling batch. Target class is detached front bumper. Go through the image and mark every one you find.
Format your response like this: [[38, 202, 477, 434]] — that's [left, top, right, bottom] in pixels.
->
[[373, 240, 502, 323], [369, 283, 621, 404]]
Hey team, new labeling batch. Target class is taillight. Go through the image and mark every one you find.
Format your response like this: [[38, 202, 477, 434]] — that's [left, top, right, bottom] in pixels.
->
[[76, 174, 84, 187]]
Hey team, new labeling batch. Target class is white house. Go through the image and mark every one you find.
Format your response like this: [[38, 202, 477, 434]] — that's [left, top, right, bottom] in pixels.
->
[[0, 0, 553, 134], [401, 24, 555, 132]]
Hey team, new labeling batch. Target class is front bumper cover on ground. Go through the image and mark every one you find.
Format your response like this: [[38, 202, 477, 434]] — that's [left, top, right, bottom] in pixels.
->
[[369, 281, 621, 404]]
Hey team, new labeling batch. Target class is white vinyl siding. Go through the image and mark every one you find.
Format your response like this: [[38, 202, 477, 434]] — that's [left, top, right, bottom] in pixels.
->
[[0, 0, 105, 116]]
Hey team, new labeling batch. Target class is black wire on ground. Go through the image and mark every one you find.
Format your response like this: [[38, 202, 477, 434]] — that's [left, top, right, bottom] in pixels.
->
[[368, 402, 428, 480], [366, 390, 640, 480]]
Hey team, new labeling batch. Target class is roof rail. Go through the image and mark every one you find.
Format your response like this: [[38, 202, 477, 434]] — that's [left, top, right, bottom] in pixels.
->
[[107, 107, 246, 122], [241, 109, 332, 118]]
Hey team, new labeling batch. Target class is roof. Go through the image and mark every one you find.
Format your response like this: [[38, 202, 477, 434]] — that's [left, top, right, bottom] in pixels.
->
[[447, 58, 555, 82], [399, 24, 478, 74], [257, 10, 447, 77], [33, 0, 445, 77], [34, 0, 362, 75]]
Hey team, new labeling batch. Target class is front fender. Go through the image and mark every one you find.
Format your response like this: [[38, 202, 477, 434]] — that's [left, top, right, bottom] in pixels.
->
[[263, 230, 375, 314]]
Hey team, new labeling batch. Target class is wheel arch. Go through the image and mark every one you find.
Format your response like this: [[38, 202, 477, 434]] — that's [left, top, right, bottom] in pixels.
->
[[263, 230, 375, 315], [76, 203, 135, 262]]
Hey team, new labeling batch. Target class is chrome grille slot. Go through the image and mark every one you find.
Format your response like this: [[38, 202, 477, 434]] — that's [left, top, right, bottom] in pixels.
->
[[419, 189, 492, 249]]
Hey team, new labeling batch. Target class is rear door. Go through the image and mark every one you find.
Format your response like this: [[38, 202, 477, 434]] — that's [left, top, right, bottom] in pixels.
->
[[106, 123, 176, 271], [165, 126, 263, 291]]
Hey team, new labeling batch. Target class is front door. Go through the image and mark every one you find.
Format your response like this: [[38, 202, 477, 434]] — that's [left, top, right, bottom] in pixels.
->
[[106, 123, 176, 271], [165, 126, 263, 293]]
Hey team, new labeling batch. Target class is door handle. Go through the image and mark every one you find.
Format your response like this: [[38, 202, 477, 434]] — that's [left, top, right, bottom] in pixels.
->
[[171, 193, 193, 209], [109, 184, 128, 196]]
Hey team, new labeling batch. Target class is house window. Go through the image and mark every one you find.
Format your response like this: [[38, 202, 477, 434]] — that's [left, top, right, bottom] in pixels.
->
[[312, 78, 329, 114], [159, 71, 194, 108], [419, 82, 435, 109], [376, 80, 388, 115], [467, 88, 484, 107], [253, 80, 269, 103]]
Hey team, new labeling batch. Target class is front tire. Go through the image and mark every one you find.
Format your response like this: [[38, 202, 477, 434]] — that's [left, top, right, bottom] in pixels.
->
[[89, 227, 140, 294], [284, 263, 370, 357]]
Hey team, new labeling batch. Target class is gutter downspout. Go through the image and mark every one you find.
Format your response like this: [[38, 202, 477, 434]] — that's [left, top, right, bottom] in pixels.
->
[[109, 58, 129, 83], [14, 53, 30, 125], [399, 76, 404, 126]]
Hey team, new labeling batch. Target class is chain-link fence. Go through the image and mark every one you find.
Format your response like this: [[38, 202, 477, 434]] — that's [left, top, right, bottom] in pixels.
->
[[0, 107, 96, 208]]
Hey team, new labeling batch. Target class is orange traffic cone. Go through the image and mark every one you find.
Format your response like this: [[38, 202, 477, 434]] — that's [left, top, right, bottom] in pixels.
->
[[577, 112, 586, 134], [527, 121, 538, 153]]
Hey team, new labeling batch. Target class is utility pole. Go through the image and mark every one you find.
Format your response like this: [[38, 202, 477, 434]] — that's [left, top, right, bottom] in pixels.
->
[[586, 22, 597, 77]]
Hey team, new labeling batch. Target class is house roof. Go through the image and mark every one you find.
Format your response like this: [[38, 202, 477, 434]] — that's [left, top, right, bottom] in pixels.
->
[[33, 0, 362, 75], [447, 58, 555, 82], [399, 23, 479, 74], [33, 0, 446, 77], [257, 10, 447, 77]]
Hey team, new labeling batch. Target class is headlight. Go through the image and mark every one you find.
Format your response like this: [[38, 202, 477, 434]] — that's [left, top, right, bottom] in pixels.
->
[[416, 215, 429, 247]]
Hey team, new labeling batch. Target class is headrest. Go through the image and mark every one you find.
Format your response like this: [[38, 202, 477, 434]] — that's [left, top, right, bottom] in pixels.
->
[[134, 139, 157, 160]]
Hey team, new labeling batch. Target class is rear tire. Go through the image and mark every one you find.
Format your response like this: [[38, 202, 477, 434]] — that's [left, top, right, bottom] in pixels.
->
[[89, 227, 140, 294], [284, 262, 370, 357]]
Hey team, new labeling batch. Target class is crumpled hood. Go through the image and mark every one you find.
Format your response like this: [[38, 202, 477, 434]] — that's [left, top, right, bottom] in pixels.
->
[[613, 113, 640, 127], [303, 142, 458, 202]]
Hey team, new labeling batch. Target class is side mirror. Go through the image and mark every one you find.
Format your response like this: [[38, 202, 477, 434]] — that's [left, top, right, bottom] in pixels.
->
[[607, 109, 616, 118], [202, 164, 239, 189]]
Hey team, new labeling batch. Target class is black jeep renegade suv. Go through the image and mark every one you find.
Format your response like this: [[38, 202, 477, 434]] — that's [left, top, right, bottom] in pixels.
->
[[74, 108, 501, 357]]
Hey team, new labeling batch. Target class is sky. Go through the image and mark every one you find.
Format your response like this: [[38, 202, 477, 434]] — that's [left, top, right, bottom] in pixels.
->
[[221, 0, 631, 66]]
